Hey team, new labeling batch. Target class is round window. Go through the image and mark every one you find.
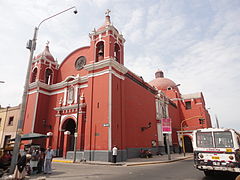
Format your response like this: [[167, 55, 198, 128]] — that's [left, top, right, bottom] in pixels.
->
[[75, 56, 86, 70]]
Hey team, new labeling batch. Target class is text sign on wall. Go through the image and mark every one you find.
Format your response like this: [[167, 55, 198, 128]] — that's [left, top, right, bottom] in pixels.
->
[[162, 118, 172, 134]]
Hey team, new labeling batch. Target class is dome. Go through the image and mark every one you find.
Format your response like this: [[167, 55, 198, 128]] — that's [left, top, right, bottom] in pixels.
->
[[149, 70, 179, 91], [35, 44, 54, 62]]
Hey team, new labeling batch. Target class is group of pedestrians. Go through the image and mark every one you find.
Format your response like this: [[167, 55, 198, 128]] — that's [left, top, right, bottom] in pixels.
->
[[13, 146, 54, 180]]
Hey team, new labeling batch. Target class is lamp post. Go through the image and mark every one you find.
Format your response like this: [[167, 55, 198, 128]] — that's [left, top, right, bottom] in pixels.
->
[[9, 6, 78, 174], [180, 115, 203, 157], [0, 81, 5, 83]]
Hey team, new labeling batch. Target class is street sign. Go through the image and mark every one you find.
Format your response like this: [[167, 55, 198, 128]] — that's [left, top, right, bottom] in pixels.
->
[[162, 118, 172, 134], [103, 123, 110, 127]]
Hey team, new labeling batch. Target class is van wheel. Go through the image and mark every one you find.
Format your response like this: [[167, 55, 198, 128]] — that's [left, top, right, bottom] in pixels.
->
[[204, 170, 214, 176]]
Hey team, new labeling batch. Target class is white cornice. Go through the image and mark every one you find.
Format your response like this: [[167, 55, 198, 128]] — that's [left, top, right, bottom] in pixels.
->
[[84, 58, 128, 74], [87, 68, 125, 80], [89, 26, 125, 43], [28, 89, 64, 96], [170, 98, 183, 101], [54, 103, 86, 111], [92, 34, 124, 46], [28, 60, 126, 92], [32, 56, 58, 66], [29, 77, 88, 91], [28, 84, 88, 96]]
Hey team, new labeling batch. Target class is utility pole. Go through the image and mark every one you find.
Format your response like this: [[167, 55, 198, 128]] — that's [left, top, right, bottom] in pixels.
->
[[166, 134, 171, 160], [9, 6, 78, 174], [9, 26, 38, 174], [163, 103, 171, 160]]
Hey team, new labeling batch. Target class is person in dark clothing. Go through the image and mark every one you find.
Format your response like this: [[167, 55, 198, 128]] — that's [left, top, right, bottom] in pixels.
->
[[13, 153, 31, 180], [37, 150, 45, 173]]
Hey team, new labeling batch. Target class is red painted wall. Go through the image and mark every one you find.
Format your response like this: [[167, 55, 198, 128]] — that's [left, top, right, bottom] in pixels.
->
[[84, 73, 109, 150], [168, 103, 181, 145], [122, 75, 158, 149]]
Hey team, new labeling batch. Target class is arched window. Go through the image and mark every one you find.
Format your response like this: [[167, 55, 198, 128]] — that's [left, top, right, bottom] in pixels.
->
[[96, 41, 104, 62], [31, 68, 37, 83], [45, 69, 53, 85], [114, 43, 120, 63]]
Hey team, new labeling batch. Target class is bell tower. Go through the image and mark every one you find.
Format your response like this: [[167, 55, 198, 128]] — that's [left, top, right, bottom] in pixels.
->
[[89, 9, 125, 64], [30, 42, 58, 85]]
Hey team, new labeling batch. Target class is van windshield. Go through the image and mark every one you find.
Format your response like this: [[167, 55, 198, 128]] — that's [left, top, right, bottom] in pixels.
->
[[196, 131, 234, 148], [196, 132, 214, 148], [214, 131, 233, 148]]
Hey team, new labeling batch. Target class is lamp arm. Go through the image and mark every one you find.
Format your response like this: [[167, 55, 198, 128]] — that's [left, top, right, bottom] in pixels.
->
[[37, 6, 77, 29]]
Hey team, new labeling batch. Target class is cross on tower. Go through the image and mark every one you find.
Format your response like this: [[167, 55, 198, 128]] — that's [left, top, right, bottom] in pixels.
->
[[46, 40, 50, 46], [105, 9, 111, 16]]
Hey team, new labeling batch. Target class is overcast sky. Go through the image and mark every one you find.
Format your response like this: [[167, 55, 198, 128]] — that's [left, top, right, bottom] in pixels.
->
[[0, 0, 239, 129]]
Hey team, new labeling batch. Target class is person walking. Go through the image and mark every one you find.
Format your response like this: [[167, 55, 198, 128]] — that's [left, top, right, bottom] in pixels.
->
[[44, 146, 54, 174], [112, 146, 118, 163]]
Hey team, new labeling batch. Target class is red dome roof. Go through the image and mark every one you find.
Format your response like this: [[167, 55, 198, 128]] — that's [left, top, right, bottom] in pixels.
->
[[35, 45, 54, 62], [149, 78, 177, 90], [149, 70, 179, 91]]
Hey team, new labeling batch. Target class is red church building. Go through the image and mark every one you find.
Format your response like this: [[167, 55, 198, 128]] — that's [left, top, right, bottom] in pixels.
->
[[22, 11, 211, 162]]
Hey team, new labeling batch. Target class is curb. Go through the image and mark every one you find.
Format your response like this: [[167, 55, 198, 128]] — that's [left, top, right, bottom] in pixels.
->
[[53, 159, 73, 163], [125, 155, 193, 166], [83, 162, 124, 166], [52, 155, 193, 166]]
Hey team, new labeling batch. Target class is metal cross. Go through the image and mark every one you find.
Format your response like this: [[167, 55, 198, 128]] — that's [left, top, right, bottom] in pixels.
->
[[105, 9, 111, 16]]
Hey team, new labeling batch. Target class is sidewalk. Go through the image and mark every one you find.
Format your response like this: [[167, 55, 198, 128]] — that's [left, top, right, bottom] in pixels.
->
[[52, 153, 193, 166]]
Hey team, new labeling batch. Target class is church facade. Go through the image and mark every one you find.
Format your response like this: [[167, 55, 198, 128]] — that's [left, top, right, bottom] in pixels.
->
[[22, 11, 211, 162]]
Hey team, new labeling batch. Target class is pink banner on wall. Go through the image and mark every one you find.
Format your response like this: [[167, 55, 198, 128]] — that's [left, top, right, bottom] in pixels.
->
[[162, 118, 172, 134]]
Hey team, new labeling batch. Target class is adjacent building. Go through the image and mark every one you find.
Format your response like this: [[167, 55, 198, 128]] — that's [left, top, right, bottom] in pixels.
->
[[0, 105, 21, 148]]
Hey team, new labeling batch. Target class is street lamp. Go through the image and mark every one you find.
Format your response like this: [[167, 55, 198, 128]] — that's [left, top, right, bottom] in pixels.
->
[[0, 81, 5, 83], [9, 6, 78, 174], [180, 115, 203, 157]]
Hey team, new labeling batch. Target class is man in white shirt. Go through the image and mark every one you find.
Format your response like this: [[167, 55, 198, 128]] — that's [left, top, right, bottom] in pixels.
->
[[112, 146, 118, 163], [44, 146, 54, 174]]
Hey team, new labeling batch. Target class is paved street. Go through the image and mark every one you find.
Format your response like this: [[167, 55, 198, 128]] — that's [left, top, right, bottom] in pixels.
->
[[29, 159, 239, 180]]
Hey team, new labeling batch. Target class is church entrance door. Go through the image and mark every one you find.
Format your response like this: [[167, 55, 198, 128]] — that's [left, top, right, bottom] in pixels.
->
[[61, 118, 76, 152]]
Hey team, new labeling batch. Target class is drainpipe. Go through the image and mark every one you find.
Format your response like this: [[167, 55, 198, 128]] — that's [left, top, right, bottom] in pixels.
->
[[89, 63, 95, 161]]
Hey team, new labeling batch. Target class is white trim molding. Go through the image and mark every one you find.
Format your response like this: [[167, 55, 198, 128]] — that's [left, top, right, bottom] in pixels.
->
[[87, 68, 125, 80], [28, 84, 88, 96], [89, 26, 125, 44], [108, 66, 112, 151], [84, 58, 128, 75]]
